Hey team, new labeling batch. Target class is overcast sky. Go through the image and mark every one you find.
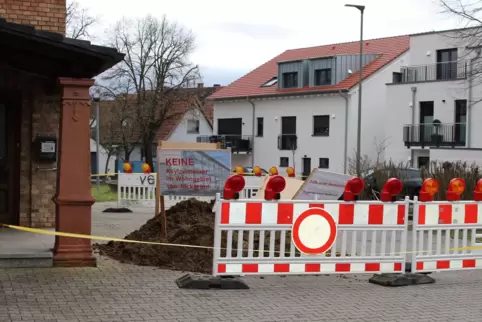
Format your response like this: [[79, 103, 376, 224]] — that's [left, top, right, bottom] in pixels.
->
[[79, 0, 462, 87]]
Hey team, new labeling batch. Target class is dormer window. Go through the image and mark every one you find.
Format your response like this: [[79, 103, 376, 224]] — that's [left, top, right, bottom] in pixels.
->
[[261, 77, 278, 87], [282, 72, 298, 88], [315, 68, 332, 86]]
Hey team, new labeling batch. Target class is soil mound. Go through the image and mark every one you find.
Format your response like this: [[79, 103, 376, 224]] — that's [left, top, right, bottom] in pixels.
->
[[94, 198, 216, 273]]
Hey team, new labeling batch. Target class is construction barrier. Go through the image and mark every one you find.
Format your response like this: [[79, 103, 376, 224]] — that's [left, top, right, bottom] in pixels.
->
[[169, 174, 482, 289], [212, 197, 409, 276], [411, 199, 482, 273]]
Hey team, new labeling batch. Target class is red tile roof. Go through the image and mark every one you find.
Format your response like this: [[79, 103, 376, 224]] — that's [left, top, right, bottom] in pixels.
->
[[209, 35, 410, 100], [97, 86, 221, 145]]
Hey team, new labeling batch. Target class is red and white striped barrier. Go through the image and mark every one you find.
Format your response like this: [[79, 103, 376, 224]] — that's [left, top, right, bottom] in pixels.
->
[[411, 200, 482, 273], [211, 175, 482, 278], [213, 198, 409, 276]]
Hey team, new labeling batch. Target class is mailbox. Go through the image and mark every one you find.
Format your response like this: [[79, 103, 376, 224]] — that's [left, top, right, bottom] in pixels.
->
[[34, 135, 57, 162]]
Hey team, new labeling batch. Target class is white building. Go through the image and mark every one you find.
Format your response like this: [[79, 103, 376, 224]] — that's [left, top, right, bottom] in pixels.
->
[[129, 108, 214, 161], [90, 138, 116, 175], [207, 36, 410, 175], [385, 28, 482, 167]]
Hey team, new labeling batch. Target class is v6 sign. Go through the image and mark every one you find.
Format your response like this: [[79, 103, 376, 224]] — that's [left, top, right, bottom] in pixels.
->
[[119, 173, 157, 187]]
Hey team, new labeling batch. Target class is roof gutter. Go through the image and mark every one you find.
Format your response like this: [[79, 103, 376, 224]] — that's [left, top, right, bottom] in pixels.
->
[[247, 97, 256, 168], [210, 89, 349, 102], [338, 90, 349, 174]]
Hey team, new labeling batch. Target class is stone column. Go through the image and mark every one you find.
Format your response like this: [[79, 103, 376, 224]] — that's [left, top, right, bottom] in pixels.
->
[[53, 78, 96, 267]]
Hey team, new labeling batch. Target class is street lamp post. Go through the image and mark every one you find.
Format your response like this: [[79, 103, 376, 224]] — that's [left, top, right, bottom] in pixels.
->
[[92, 88, 101, 191], [345, 4, 365, 178]]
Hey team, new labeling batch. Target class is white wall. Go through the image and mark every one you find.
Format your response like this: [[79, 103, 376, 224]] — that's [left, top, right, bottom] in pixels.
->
[[214, 95, 347, 174], [384, 81, 468, 163], [90, 139, 116, 174], [408, 31, 469, 66], [347, 52, 408, 165], [168, 110, 213, 142], [384, 30, 482, 165]]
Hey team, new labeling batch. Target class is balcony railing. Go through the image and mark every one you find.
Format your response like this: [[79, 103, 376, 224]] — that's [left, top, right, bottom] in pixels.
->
[[403, 123, 466, 148], [196, 135, 253, 153], [278, 134, 297, 150], [392, 61, 467, 84]]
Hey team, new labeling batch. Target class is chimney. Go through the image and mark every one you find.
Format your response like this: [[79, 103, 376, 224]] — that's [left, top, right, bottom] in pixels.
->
[[197, 83, 204, 88], [0, 0, 67, 34]]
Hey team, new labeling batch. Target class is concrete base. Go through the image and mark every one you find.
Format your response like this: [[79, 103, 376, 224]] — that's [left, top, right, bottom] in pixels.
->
[[176, 274, 250, 290], [0, 227, 54, 268], [369, 273, 436, 287]]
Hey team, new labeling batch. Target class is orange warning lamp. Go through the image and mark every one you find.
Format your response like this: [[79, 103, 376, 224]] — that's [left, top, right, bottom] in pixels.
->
[[253, 166, 262, 177], [235, 165, 244, 175], [419, 178, 439, 202], [141, 162, 151, 174], [343, 177, 365, 201], [269, 166, 279, 176], [123, 162, 133, 174], [474, 179, 482, 201], [223, 174, 246, 200], [286, 167, 295, 178], [447, 178, 465, 201], [380, 178, 403, 202], [265, 175, 286, 200]]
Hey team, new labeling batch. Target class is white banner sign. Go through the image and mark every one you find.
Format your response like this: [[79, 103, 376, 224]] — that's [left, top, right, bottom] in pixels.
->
[[294, 169, 352, 200], [158, 149, 231, 196]]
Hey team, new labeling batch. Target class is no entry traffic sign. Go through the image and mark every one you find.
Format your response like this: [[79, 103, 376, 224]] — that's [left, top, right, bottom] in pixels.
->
[[292, 207, 337, 255]]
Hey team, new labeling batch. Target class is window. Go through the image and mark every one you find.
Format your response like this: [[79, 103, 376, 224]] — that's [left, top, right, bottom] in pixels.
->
[[187, 119, 200, 134], [436, 48, 458, 80], [319, 158, 329, 169], [314, 69, 332, 86], [282, 72, 298, 88], [280, 157, 289, 167], [261, 77, 278, 87], [256, 117, 264, 136], [313, 115, 330, 136]]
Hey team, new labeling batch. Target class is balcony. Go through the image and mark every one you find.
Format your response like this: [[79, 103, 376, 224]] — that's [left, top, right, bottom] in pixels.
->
[[392, 61, 467, 84], [196, 135, 252, 153], [278, 134, 297, 150], [403, 123, 466, 148]]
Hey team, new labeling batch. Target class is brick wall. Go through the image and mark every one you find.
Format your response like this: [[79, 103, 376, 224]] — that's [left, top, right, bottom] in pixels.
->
[[0, 0, 66, 34], [0, 67, 59, 228]]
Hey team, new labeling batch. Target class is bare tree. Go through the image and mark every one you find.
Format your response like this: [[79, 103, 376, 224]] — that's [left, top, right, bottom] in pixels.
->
[[347, 137, 390, 176], [103, 15, 200, 168], [66, 0, 98, 40], [95, 83, 141, 163], [438, 1, 482, 88]]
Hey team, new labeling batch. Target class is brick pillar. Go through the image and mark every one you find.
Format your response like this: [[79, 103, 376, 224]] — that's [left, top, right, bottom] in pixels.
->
[[53, 78, 96, 267]]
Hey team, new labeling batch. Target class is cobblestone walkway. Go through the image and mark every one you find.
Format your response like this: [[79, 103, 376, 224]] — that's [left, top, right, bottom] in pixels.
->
[[1, 205, 482, 321]]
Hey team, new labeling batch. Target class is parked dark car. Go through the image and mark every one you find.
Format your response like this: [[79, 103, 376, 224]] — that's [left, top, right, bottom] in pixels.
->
[[363, 168, 423, 199]]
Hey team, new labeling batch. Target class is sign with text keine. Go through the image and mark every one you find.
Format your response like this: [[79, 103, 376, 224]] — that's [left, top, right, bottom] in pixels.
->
[[158, 149, 231, 196]]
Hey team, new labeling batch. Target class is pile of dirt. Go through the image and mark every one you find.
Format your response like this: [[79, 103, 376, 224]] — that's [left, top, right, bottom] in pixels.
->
[[94, 198, 216, 273]]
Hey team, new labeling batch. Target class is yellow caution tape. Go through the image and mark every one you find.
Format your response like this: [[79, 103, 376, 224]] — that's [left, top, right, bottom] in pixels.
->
[[3, 223, 482, 256], [1, 224, 208, 249], [90, 173, 158, 177]]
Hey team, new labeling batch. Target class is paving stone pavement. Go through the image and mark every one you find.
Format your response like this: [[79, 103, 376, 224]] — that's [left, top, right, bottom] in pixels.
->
[[1, 204, 482, 321]]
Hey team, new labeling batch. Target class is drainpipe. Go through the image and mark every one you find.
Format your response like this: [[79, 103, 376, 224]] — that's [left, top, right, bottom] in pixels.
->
[[247, 98, 256, 168], [410, 87, 417, 167], [467, 48, 481, 148], [339, 90, 349, 174]]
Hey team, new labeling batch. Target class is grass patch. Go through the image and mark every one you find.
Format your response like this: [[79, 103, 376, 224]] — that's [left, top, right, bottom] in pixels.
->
[[92, 184, 117, 202], [449, 229, 482, 243]]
